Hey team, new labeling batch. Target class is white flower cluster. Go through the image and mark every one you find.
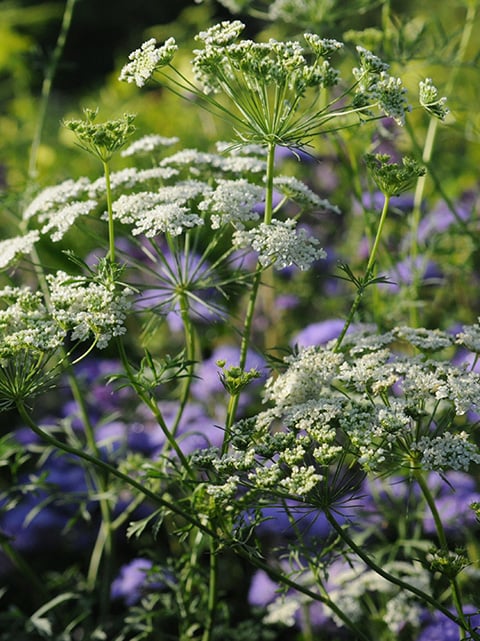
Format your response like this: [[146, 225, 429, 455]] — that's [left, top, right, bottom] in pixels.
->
[[412, 432, 480, 471], [160, 148, 267, 176], [456, 322, 480, 353], [110, 185, 206, 237], [353, 47, 408, 125], [22, 178, 97, 242], [273, 175, 340, 213], [23, 178, 92, 221], [199, 179, 263, 229], [119, 37, 177, 87], [419, 77, 449, 121], [47, 271, 132, 349], [263, 346, 344, 406], [0, 231, 39, 269], [232, 219, 326, 270], [0, 286, 65, 358], [121, 134, 179, 157], [393, 326, 454, 351]]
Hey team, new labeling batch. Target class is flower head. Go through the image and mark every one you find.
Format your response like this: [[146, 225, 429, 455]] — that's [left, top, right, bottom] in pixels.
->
[[119, 37, 177, 87]]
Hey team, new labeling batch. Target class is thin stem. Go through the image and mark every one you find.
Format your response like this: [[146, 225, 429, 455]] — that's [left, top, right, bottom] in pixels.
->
[[408, 1, 477, 326], [335, 194, 391, 350], [102, 160, 116, 263], [222, 142, 276, 452], [116, 339, 195, 478], [27, 0, 78, 181], [16, 401, 214, 535], [170, 289, 196, 437], [201, 537, 218, 641], [413, 469, 468, 637], [323, 506, 475, 633]]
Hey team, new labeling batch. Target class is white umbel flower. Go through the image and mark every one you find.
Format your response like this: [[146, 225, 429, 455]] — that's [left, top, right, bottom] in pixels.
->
[[0, 231, 40, 269], [232, 218, 326, 270]]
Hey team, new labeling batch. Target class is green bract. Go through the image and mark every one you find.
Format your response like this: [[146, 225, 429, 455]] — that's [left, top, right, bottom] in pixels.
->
[[364, 153, 426, 197], [64, 108, 136, 162]]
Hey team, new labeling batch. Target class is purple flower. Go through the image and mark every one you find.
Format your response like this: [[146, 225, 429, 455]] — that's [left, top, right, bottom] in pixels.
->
[[291, 319, 346, 347], [361, 190, 414, 214], [379, 255, 443, 293], [417, 191, 475, 243], [110, 558, 160, 606], [417, 606, 480, 641], [423, 472, 480, 537], [248, 569, 278, 607]]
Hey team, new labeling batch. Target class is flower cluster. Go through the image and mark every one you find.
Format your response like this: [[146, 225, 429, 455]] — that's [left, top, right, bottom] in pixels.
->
[[118, 37, 177, 87], [232, 219, 326, 270], [47, 269, 132, 349], [419, 77, 449, 120]]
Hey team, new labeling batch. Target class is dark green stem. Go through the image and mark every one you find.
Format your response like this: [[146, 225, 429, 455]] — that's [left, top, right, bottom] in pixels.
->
[[413, 469, 468, 637], [335, 194, 391, 350], [16, 401, 213, 535], [324, 507, 474, 632]]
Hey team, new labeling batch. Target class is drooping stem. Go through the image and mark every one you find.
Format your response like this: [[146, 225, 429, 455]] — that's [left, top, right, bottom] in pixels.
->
[[16, 401, 213, 534], [323, 506, 475, 633], [335, 194, 391, 350], [413, 469, 468, 638]]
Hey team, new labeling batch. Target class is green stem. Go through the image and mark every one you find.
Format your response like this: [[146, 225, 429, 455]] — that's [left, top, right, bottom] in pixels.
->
[[102, 160, 116, 263], [15, 401, 214, 535], [408, 1, 477, 327], [323, 507, 474, 632], [27, 0, 78, 181], [201, 537, 218, 641], [335, 194, 391, 350], [170, 290, 196, 437], [222, 141, 276, 451], [413, 469, 468, 638], [116, 340, 195, 478]]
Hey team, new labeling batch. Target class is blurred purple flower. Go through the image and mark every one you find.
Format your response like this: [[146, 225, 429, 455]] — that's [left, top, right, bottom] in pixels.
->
[[361, 191, 414, 214], [275, 146, 317, 164], [291, 319, 346, 347], [110, 558, 161, 606], [248, 569, 278, 607], [379, 255, 443, 293], [417, 606, 480, 641], [417, 191, 476, 244], [423, 472, 480, 537]]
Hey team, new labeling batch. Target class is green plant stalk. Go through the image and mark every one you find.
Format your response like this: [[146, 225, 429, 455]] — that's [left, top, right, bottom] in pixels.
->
[[27, 0, 78, 181], [15, 400, 216, 535], [116, 339, 195, 478], [413, 469, 468, 638], [335, 193, 391, 350], [201, 536, 218, 641], [408, 0, 477, 327], [102, 160, 116, 263], [323, 506, 477, 635], [170, 289, 196, 437], [222, 141, 276, 453]]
